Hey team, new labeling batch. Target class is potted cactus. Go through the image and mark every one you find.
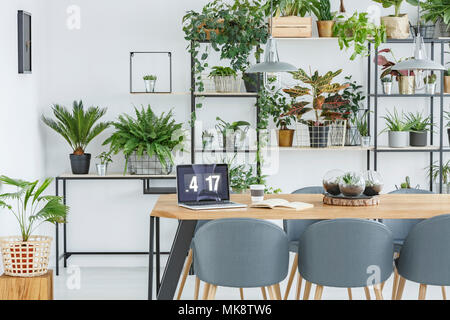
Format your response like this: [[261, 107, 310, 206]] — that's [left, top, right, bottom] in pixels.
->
[[424, 73, 437, 95]]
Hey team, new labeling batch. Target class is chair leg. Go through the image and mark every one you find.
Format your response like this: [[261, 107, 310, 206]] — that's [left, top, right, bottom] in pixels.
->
[[261, 287, 267, 300], [396, 276, 406, 300], [418, 284, 427, 300], [442, 286, 447, 300], [194, 277, 200, 300], [347, 288, 352, 300], [374, 284, 384, 300], [364, 287, 371, 300], [176, 248, 193, 300], [273, 283, 282, 300], [284, 254, 298, 300], [239, 288, 244, 300], [202, 283, 211, 300], [303, 281, 312, 300], [208, 285, 218, 300], [391, 267, 399, 300], [314, 285, 324, 300], [267, 286, 275, 300], [295, 273, 303, 300]]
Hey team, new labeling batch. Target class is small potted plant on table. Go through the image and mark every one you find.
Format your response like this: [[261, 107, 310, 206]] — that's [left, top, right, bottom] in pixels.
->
[[339, 172, 365, 197], [424, 73, 437, 95], [103, 106, 186, 175], [405, 111, 432, 147], [42, 101, 110, 174], [96, 151, 112, 176], [143, 75, 157, 93], [363, 171, 384, 196], [0, 176, 68, 277], [381, 108, 411, 148]]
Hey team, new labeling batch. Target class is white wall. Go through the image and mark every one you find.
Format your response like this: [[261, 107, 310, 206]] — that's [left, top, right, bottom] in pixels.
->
[[2, 0, 445, 268]]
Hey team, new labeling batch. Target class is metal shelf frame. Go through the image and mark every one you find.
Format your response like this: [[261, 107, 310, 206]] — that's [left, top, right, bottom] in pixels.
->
[[367, 38, 450, 193]]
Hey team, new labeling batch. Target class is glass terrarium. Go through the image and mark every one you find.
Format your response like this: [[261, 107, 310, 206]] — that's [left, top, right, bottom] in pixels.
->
[[363, 170, 384, 196], [339, 171, 365, 197], [322, 169, 344, 195]]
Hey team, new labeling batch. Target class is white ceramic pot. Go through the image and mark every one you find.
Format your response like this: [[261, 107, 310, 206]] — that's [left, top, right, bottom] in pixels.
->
[[426, 83, 436, 95], [388, 131, 409, 148], [361, 136, 371, 148], [383, 82, 392, 95]]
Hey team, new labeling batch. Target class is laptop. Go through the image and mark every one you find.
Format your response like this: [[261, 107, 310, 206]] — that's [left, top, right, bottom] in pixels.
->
[[176, 164, 247, 210]]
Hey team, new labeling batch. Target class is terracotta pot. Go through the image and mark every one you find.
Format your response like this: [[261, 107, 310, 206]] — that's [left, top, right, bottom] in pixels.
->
[[445, 76, 450, 94], [381, 14, 410, 39], [278, 129, 295, 147], [198, 19, 224, 40], [316, 20, 335, 37], [11, 245, 34, 274], [398, 76, 415, 94]]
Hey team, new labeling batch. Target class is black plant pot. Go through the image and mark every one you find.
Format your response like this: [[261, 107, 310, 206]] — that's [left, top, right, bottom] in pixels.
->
[[70, 153, 91, 174], [308, 125, 330, 148], [243, 73, 259, 93], [410, 131, 427, 147]]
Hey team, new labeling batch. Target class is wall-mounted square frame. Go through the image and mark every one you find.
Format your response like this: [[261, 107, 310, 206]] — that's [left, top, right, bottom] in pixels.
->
[[130, 51, 172, 93], [18, 10, 32, 74]]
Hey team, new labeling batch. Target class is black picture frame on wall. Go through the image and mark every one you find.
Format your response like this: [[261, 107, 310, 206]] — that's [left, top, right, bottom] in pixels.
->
[[18, 10, 32, 74]]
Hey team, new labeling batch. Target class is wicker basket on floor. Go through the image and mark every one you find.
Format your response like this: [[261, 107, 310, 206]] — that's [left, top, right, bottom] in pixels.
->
[[0, 235, 52, 277]]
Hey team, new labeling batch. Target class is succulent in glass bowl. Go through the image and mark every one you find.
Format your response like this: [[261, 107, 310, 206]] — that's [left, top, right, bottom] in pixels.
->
[[323, 169, 345, 196], [339, 172, 365, 197], [363, 170, 384, 196]]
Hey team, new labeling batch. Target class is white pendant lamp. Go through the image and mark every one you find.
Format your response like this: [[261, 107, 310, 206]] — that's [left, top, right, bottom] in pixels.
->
[[246, 0, 297, 93]]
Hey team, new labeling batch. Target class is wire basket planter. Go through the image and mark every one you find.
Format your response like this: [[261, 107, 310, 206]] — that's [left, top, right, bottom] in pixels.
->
[[295, 120, 347, 148], [0, 235, 52, 277], [127, 152, 173, 175]]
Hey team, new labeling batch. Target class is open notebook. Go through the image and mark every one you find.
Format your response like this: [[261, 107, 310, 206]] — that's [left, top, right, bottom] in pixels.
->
[[250, 199, 314, 211]]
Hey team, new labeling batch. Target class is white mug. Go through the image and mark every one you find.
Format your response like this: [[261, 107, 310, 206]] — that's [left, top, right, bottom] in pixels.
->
[[250, 184, 265, 203]]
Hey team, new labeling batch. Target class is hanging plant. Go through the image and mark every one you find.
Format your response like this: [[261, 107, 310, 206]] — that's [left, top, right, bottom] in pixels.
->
[[182, 0, 269, 107]]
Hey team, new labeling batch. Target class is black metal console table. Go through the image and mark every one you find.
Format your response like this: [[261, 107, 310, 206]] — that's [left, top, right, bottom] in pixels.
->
[[54, 173, 176, 291]]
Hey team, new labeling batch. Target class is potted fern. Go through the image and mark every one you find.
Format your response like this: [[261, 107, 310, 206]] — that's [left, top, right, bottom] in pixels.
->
[[42, 101, 110, 174], [103, 106, 186, 175], [0, 176, 68, 277]]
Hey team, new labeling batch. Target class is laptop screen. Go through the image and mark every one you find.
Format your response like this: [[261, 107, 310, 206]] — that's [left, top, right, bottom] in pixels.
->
[[176, 164, 230, 203]]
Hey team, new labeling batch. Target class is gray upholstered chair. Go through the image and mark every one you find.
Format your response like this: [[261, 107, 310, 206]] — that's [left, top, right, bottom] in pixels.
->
[[298, 219, 394, 300], [395, 214, 450, 300], [384, 188, 435, 299], [283, 186, 323, 300], [192, 218, 289, 300]]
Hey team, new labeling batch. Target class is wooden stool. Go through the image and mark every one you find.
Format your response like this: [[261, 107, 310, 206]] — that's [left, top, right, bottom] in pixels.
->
[[0, 270, 53, 300]]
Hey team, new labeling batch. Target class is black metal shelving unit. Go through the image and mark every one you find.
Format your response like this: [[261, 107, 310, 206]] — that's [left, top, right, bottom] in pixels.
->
[[367, 38, 450, 193], [189, 41, 262, 173]]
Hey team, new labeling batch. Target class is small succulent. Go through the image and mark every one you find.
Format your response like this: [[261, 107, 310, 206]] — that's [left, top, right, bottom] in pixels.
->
[[381, 77, 393, 83], [143, 75, 157, 81]]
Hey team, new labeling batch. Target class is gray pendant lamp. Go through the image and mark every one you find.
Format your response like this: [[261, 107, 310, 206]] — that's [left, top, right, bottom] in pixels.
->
[[392, 1, 445, 72], [246, 0, 296, 92]]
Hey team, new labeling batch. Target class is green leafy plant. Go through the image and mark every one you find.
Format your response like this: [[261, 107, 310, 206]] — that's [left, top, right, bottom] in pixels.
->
[[96, 151, 113, 165], [427, 160, 450, 185], [229, 163, 260, 193], [412, 0, 450, 28], [312, 0, 333, 21], [283, 68, 350, 126], [376, 48, 414, 79], [381, 108, 411, 132], [182, 0, 268, 104], [42, 100, 110, 155], [424, 74, 437, 84], [143, 75, 157, 81], [0, 176, 68, 242], [208, 66, 237, 78], [263, 0, 319, 17], [356, 110, 370, 136], [333, 12, 386, 60], [340, 76, 366, 126], [372, 0, 418, 17], [404, 111, 432, 132], [215, 117, 250, 144], [341, 172, 360, 185], [381, 76, 393, 82], [103, 106, 186, 173]]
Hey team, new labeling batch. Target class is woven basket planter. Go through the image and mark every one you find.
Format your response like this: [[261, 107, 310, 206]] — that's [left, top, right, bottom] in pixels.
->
[[0, 235, 52, 277]]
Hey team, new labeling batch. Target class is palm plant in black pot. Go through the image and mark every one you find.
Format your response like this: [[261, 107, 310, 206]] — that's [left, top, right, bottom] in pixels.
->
[[42, 101, 110, 174]]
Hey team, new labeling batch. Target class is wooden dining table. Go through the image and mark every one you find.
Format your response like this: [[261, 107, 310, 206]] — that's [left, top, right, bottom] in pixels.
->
[[148, 193, 450, 300]]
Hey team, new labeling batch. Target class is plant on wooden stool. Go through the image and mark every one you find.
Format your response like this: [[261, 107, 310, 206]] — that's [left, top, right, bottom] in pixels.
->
[[0, 176, 68, 276]]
